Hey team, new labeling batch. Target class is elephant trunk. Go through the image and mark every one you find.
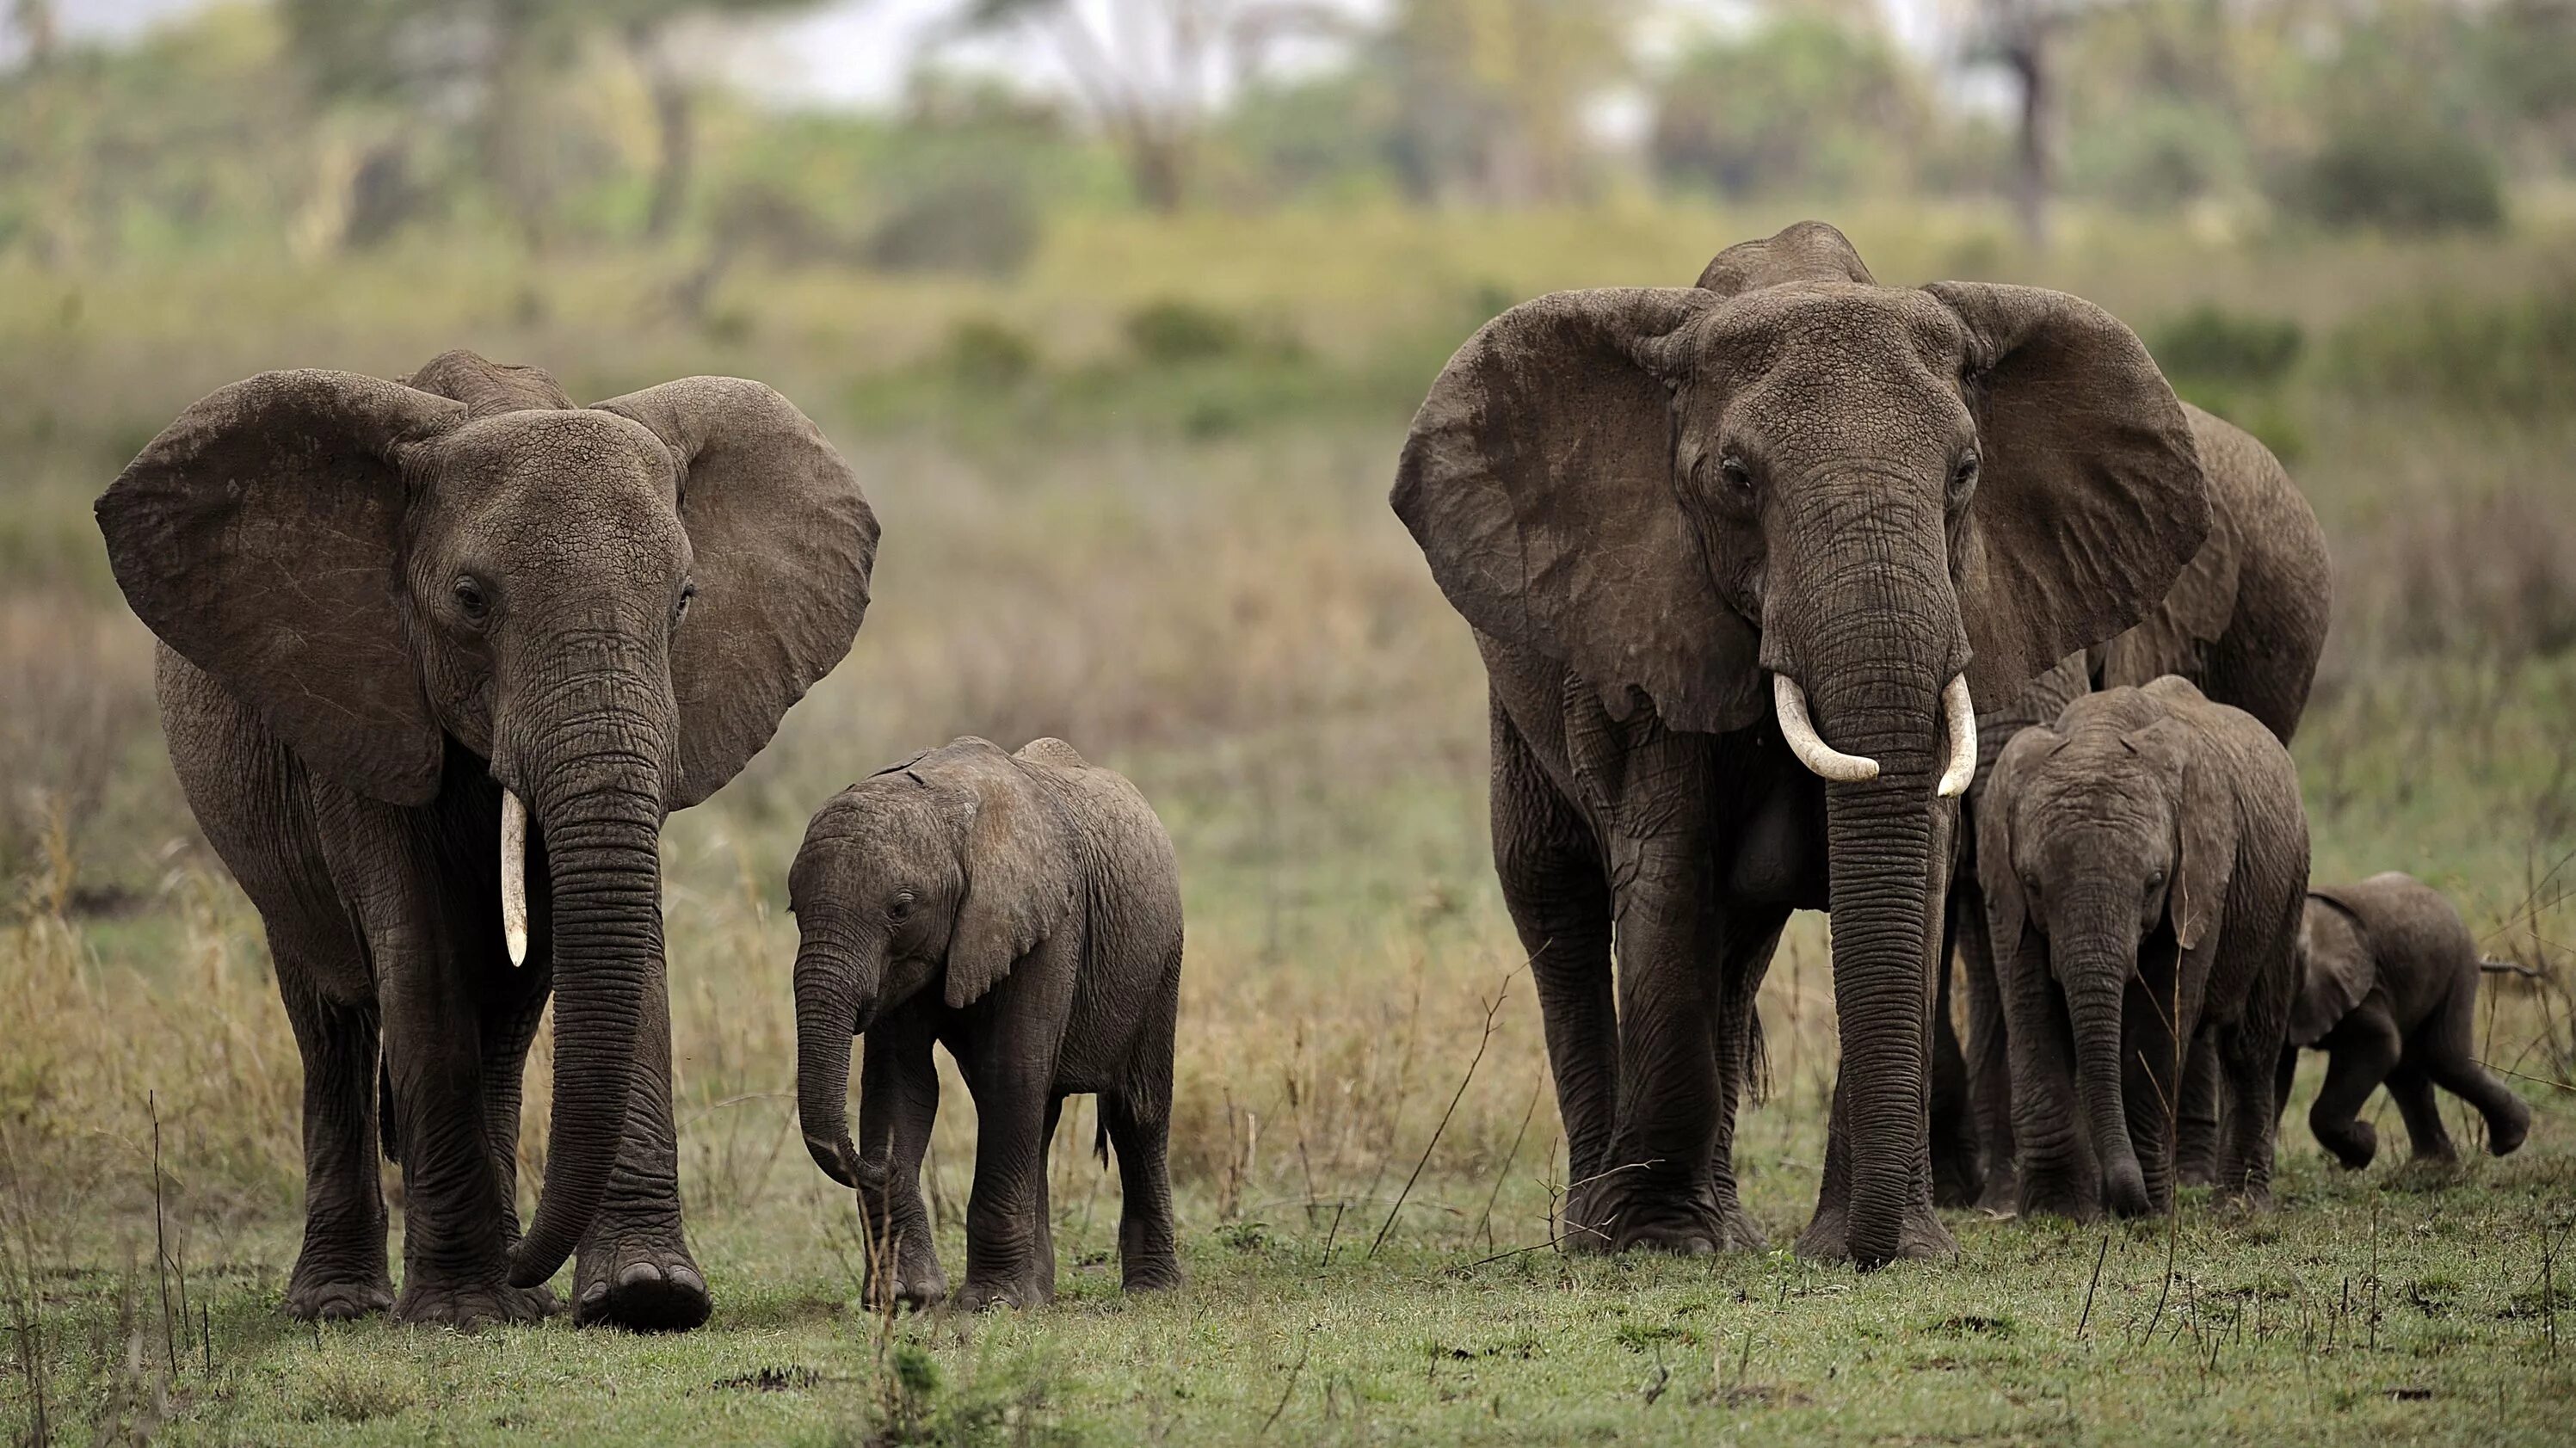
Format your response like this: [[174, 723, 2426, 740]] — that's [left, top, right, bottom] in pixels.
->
[[2062, 940, 2151, 1218], [794, 933, 884, 1191]]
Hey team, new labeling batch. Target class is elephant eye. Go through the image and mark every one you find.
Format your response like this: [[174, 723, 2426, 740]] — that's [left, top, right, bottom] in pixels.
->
[[452, 575, 492, 625], [1950, 453, 1980, 499], [886, 890, 915, 921], [1717, 455, 1756, 497], [672, 580, 698, 628]]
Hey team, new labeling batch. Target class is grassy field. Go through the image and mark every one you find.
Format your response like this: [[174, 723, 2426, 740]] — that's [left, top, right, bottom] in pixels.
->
[[3, 204, 2575, 1445]]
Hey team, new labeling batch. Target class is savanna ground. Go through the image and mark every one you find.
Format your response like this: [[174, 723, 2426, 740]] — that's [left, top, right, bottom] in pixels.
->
[[4, 202, 2576, 1445]]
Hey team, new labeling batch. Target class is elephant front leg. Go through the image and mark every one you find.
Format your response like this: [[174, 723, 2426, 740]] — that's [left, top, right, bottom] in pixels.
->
[[1705, 906, 1789, 1253], [955, 1061, 1058, 1310], [858, 1020, 947, 1308], [572, 969, 710, 1331], [2173, 1032, 2224, 1187], [276, 965, 394, 1322], [1956, 897, 2020, 1212]]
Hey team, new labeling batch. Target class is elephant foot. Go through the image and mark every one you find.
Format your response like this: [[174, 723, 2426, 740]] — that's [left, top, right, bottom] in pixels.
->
[[1973, 1164, 2021, 1217], [2485, 1103, 2530, 1158], [954, 1270, 1051, 1312], [574, 1229, 711, 1333], [2174, 1157, 2219, 1190], [1930, 1137, 1983, 1211], [2314, 1118, 2376, 1171], [391, 1276, 559, 1331], [1120, 1254, 1184, 1294], [1793, 1196, 1957, 1266], [861, 1217, 949, 1310], [283, 1274, 394, 1322], [1567, 1178, 1748, 1255]]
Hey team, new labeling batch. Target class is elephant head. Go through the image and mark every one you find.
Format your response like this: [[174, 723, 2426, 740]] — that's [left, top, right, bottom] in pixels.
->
[[790, 738, 1075, 1189], [1392, 221, 2209, 1261], [96, 351, 878, 1285], [1981, 685, 2236, 1217]]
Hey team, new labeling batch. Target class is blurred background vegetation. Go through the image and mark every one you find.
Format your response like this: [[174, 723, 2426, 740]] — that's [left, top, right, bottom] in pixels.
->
[[3, 3, 2576, 1404]]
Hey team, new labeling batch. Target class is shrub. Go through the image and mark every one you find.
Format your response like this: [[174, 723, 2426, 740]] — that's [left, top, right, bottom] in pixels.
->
[[863, 175, 1040, 278], [2326, 284, 2576, 416], [1123, 299, 1247, 366], [2149, 306, 2304, 385], [940, 317, 1040, 390], [2275, 120, 2504, 234]]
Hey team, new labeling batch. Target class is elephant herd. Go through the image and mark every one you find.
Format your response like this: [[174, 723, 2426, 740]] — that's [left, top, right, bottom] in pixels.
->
[[91, 219, 2530, 1333]]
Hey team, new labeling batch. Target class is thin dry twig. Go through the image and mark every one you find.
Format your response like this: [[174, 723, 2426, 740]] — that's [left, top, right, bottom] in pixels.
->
[[1366, 968, 1513, 1261]]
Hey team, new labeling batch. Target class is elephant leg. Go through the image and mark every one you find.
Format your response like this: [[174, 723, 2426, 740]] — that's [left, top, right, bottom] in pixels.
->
[[2419, 986, 2531, 1157], [476, 956, 552, 1248], [1927, 906, 1982, 1211], [276, 963, 393, 1322], [1490, 701, 1618, 1212], [1705, 904, 1787, 1253], [955, 1051, 1057, 1311], [2307, 1007, 2398, 1172], [2174, 1030, 2223, 1187], [1106, 964, 1181, 1293], [572, 964, 709, 1331], [2214, 1015, 2284, 1206], [2382, 1063, 2456, 1165], [1956, 890, 2018, 1211], [2006, 966, 2097, 1220], [858, 1015, 946, 1308], [379, 947, 555, 1329]]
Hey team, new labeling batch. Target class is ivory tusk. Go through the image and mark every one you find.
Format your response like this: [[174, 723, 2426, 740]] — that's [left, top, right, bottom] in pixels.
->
[[501, 790, 529, 967], [1937, 674, 1978, 799], [1772, 674, 1880, 783]]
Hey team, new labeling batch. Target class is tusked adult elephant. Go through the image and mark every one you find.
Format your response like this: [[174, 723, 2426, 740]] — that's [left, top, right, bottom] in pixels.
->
[[1391, 221, 2214, 1265], [94, 351, 878, 1330]]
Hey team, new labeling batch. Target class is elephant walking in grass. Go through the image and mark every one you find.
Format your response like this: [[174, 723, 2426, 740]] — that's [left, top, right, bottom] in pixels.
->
[[95, 351, 878, 1330], [791, 737, 1184, 1311], [1980, 678, 2308, 1219], [1392, 221, 2215, 1263], [1937, 408, 2331, 1210], [2284, 873, 2532, 1169]]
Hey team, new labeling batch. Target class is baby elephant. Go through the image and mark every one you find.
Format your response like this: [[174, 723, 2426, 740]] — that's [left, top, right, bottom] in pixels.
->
[[2283, 872, 2532, 1169], [792, 736, 1183, 1310], [1981, 677, 2308, 1220]]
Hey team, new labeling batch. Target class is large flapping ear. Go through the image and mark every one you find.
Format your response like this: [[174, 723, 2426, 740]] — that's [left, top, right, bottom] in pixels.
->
[[942, 742, 1079, 1010], [1695, 219, 1877, 296], [1391, 287, 1764, 733], [2098, 411, 2246, 688], [94, 370, 463, 804], [596, 378, 880, 810], [2289, 891, 2376, 1046], [2126, 714, 2238, 952], [1928, 282, 2213, 702]]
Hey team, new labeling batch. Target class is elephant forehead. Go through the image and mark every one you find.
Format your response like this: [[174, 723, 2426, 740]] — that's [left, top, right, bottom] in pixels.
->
[[1700, 283, 1966, 372], [433, 412, 688, 571]]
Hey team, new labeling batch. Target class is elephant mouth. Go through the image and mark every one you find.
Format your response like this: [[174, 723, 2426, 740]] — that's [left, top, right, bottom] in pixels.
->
[[1772, 670, 1978, 798]]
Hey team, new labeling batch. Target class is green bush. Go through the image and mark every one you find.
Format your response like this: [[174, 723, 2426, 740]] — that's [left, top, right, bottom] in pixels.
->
[[2326, 284, 2576, 416], [941, 317, 1040, 389], [2149, 306, 2305, 385], [2275, 120, 2505, 234], [864, 174, 1040, 278], [1123, 299, 1248, 366]]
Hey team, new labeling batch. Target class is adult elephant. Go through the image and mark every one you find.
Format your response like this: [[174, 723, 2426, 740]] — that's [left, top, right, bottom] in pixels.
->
[[1392, 220, 2213, 1265], [95, 351, 878, 1330], [1937, 410, 2330, 1210]]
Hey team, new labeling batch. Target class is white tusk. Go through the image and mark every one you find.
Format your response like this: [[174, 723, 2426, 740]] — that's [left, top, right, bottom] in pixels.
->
[[1937, 674, 1978, 798], [1772, 674, 1880, 783], [501, 790, 529, 967]]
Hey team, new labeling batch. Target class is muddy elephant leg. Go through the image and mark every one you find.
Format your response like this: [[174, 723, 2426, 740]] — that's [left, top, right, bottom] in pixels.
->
[[859, 1014, 946, 1308], [2174, 1031, 2223, 1187], [1706, 905, 1788, 1252], [2382, 1063, 2456, 1165], [1106, 963, 1181, 1293], [276, 962, 394, 1322], [571, 963, 708, 1331], [2307, 1007, 2398, 1171], [1955, 891, 2018, 1211], [1491, 701, 1618, 1212]]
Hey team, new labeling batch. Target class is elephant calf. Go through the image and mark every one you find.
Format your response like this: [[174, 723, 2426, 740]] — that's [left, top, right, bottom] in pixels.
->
[[792, 736, 1183, 1310], [2283, 872, 2532, 1169], [1980, 677, 2308, 1219]]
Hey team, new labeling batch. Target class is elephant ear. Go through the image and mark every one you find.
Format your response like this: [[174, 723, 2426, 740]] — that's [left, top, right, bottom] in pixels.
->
[[943, 742, 1079, 1010], [1695, 219, 1877, 296], [596, 378, 880, 810], [94, 370, 463, 805], [2290, 892, 2375, 1046], [2125, 714, 2237, 952], [1391, 287, 1763, 734], [1979, 725, 2057, 957], [1927, 282, 2213, 701]]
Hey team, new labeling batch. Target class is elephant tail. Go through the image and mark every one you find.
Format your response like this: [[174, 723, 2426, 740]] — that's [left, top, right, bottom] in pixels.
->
[[2480, 958, 2544, 979], [1744, 1007, 1771, 1106], [1094, 1108, 1111, 1170], [378, 1055, 402, 1166]]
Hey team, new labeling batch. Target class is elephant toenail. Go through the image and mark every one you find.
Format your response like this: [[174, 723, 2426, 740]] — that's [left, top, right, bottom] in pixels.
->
[[581, 1280, 610, 1306], [669, 1264, 706, 1294], [616, 1261, 665, 1290]]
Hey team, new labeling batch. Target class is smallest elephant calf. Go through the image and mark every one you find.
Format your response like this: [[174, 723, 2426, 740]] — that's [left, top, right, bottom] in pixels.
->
[[2283, 872, 2532, 1169], [792, 736, 1184, 1310]]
